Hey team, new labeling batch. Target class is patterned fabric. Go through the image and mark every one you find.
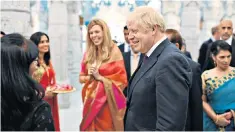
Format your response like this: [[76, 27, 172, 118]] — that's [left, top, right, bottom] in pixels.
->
[[32, 66, 46, 83], [202, 68, 235, 131], [202, 69, 235, 95], [32, 63, 60, 131], [20, 100, 55, 131], [79, 45, 127, 131]]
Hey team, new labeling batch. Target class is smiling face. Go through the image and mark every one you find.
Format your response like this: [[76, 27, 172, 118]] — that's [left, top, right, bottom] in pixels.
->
[[38, 35, 49, 53], [89, 25, 104, 46], [127, 21, 154, 54]]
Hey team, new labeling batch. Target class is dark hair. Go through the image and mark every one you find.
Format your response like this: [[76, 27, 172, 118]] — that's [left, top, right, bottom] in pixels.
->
[[1, 33, 26, 47], [1, 38, 44, 130], [25, 39, 39, 66], [1, 33, 37, 67], [124, 25, 128, 30], [30, 32, 50, 66], [1, 31, 6, 35], [165, 29, 183, 50], [211, 40, 232, 56]]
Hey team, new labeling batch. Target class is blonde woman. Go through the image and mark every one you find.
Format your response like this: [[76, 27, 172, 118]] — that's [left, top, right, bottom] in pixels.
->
[[79, 19, 128, 131]]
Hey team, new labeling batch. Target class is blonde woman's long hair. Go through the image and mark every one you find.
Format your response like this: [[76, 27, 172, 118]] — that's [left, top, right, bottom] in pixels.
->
[[84, 19, 113, 65]]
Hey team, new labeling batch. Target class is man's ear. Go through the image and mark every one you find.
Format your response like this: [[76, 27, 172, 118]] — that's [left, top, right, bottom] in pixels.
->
[[175, 43, 180, 49], [152, 25, 158, 35]]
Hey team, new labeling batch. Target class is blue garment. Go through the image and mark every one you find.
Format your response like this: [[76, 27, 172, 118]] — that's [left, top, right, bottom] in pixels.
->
[[203, 70, 235, 131]]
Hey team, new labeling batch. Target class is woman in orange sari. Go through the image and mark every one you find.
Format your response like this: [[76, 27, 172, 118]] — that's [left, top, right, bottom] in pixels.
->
[[79, 19, 128, 131], [30, 32, 60, 131]]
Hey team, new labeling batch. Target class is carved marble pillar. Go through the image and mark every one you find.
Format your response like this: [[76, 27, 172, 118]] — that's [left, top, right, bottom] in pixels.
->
[[180, 1, 201, 61], [162, 1, 181, 30], [48, 1, 69, 108], [94, 0, 128, 43], [67, 1, 82, 90], [1, 1, 31, 38], [163, 12, 181, 30], [39, 0, 49, 33], [199, 0, 223, 45], [58, 2, 83, 130], [30, 0, 40, 33], [222, 1, 235, 31]]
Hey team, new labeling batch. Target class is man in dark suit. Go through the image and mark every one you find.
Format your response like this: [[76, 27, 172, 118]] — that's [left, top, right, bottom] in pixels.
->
[[198, 25, 220, 70], [122, 47, 144, 96], [182, 43, 192, 59], [118, 26, 130, 52], [165, 29, 203, 131], [203, 20, 235, 71], [184, 50, 192, 59], [124, 6, 192, 131]]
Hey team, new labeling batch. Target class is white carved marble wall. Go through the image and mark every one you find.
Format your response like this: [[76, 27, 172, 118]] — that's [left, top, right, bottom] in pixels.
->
[[199, 0, 223, 45], [67, 1, 82, 91], [48, 1, 68, 83], [180, 1, 201, 61], [1, 1, 31, 38], [93, 0, 131, 43], [30, 0, 40, 33], [161, 1, 181, 30], [163, 12, 181, 31]]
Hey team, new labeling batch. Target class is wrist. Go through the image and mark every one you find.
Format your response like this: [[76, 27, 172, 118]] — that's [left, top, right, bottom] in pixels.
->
[[98, 76, 104, 81], [85, 75, 92, 81], [213, 114, 219, 124]]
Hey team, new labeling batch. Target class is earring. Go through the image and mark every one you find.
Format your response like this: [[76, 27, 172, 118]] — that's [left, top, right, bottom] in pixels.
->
[[214, 61, 217, 67]]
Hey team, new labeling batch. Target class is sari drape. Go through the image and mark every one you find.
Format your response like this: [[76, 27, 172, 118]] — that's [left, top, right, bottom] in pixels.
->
[[32, 63, 60, 131], [79, 50, 127, 131], [203, 70, 235, 131]]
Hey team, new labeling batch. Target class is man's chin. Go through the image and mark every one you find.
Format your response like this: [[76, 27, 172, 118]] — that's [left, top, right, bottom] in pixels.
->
[[134, 48, 141, 52], [222, 36, 230, 40]]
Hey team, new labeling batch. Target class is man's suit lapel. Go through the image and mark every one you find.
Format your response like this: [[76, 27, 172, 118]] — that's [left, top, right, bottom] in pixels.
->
[[139, 54, 144, 65], [121, 44, 125, 52], [126, 53, 144, 97], [127, 53, 143, 83], [127, 39, 170, 99], [126, 60, 141, 98], [231, 38, 235, 66]]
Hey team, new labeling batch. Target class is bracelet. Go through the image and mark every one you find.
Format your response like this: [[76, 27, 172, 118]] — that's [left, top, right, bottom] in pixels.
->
[[215, 115, 219, 124]]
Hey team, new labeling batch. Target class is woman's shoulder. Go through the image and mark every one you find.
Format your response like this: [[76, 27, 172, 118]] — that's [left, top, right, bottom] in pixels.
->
[[202, 69, 213, 78], [201, 69, 218, 81], [229, 67, 235, 77], [230, 67, 235, 72]]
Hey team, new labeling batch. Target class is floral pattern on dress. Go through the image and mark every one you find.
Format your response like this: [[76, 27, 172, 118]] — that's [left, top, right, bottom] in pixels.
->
[[202, 69, 235, 95]]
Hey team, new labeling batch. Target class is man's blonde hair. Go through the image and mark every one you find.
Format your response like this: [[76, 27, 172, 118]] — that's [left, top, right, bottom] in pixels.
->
[[85, 19, 113, 65], [127, 6, 166, 33]]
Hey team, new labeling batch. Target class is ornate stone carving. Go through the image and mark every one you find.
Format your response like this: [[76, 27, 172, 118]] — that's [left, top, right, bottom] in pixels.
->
[[1, 1, 31, 35]]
